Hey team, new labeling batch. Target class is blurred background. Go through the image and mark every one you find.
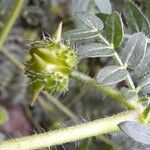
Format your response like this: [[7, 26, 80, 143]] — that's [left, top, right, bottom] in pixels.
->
[[0, 0, 149, 150]]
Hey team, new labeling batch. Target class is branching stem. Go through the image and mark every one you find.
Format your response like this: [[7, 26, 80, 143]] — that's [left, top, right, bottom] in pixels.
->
[[113, 52, 135, 90], [0, 110, 139, 150], [71, 71, 138, 110]]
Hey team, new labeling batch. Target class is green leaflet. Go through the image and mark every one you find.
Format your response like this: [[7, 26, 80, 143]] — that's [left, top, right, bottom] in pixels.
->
[[140, 105, 150, 124], [63, 28, 99, 41], [75, 12, 104, 31], [77, 43, 114, 58], [138, 72, 150, 94], [124, 1, 150, 35], [120, 87, 138, 101], [94, 0, 112, 14], [78, 139, 92, 150], [97, 66, 128, 85], [105, 11, 124, 48], [121, 32, 147, 69]]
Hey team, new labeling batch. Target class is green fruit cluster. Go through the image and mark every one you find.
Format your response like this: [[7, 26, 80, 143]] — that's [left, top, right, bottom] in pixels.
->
[[25, 38, 76, 104]]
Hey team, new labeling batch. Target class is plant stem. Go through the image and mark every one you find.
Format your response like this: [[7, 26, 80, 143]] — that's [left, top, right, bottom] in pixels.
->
[[126, 73, 136, 90], [113, 52, 124, 66], [71, 71, 137, 110], [97, 33, 136, 90], [98, 33, 112, 46], [113, 52, 135, 90], [42, 91, 77, 120], [0, 45, 139, 110], [0, 110, 139, 150], [0, 0, 25, 46]]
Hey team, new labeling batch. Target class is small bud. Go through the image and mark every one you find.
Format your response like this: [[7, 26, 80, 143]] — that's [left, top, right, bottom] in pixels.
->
[[25, 36, 76, 105]]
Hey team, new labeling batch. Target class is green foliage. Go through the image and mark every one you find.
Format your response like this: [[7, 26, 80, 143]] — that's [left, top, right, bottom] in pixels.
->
[[63, 28, 99, 41], [118, 121, 150, 145], [121, 32, 147, 69], [124, 1, 150, 35], [77, 43, 114, 58], [120, 87, 138, 101], [94, 0, 112, 14], [78, 139, 92, 150], [63, 0, 150, 145], [76, 12, 104, 31], [145, 1, 150, 22], [140, 105, 150, 124], [97, 66, 128, 85], [138, 72, 150, 94], [2, 0, 150, 149], [105, 11, 124, 48]]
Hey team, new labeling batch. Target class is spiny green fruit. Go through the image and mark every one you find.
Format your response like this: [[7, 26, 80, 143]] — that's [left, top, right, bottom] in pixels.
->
[[25, 22, 76, 105]]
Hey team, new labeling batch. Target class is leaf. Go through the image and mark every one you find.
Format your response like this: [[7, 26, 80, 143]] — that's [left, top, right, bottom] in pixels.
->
[[105, 11, 124, 48], [138, 97, 149, 103], [121, 87, 138, 100], [77, 43, 114, 58], [96, 66, 128, 85], [121, 32, 147, 69], [75, 12, 104, 31], [124, 1, 150, 35], [94, 0, 112, 14], [118, 121, 150, 145], [96, 13, 109, 27], [70, 0, 90, 15], [0, 106, 8, 125], [138, 72, 150, 94], [134, 45, 150, 78], [146, 1, 150, 22], [140, 105, 150, 124], [63, 28, 99, 41]]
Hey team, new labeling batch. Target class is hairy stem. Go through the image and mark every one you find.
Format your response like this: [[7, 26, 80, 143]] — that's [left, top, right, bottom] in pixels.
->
[[0, 110, 139, 150], [71, 71, 138, 110]]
